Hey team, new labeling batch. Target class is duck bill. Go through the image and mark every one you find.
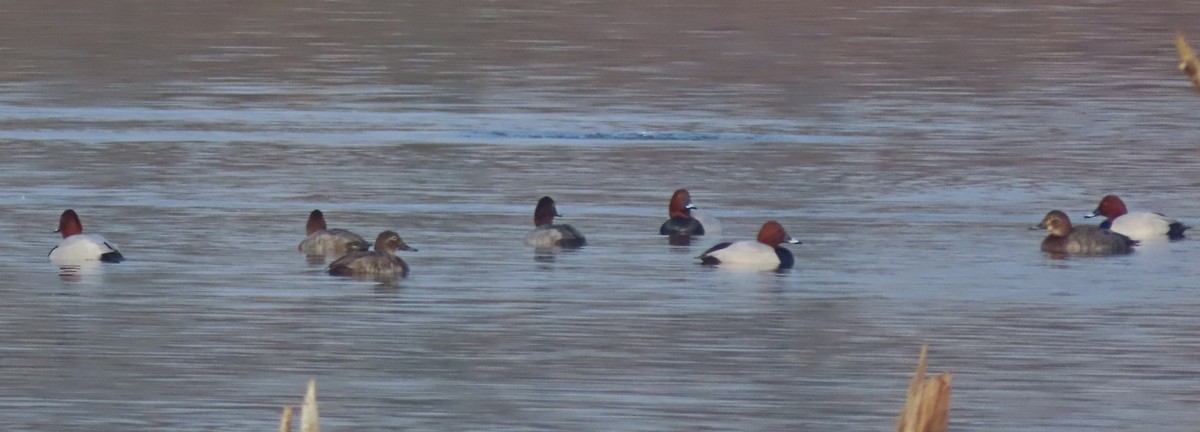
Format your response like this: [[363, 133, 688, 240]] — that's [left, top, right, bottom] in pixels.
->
[[1029, 223, 1047, 231], [1082, 211, 1100, 219]]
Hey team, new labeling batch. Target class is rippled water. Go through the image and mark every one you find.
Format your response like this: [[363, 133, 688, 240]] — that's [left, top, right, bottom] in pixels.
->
[[2, 1, 1200, 430]]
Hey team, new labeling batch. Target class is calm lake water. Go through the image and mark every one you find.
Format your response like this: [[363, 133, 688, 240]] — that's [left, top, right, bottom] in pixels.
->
[[1, 1, 1199, 430]]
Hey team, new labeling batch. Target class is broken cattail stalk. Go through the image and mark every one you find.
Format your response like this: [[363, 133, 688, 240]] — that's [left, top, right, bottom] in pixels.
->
[[896, 344, 952, 432]]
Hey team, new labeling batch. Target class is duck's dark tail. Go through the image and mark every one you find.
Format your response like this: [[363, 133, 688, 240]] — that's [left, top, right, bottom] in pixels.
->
[[100, 251, 125, 263], [1168, 222, 1190, 240], [328, 264, 351, 276]]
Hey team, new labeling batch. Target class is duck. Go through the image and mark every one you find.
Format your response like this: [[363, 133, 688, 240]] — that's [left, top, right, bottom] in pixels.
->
[[1036, 210, 1136, 255], [328, 231, 417, 277], [524, 196, 587, 248], [49, 209, 125, 264], [659, 188, 705, 236], [1083, 195, 1189, 241], [698, 220, 800, 270], [299, 210, 371, 256]]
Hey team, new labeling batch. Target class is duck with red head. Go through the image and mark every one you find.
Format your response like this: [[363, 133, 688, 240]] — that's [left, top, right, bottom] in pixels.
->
[[298, 210, 371, 257], [49, 209, 124, 264], [659, 189, 705, 236], [524, 196, 587, 248], [1083, 195, 1189, 241], [328, 230, 418, 278], [1036, 210, 1136, 255], [699, 220, 800, 270]]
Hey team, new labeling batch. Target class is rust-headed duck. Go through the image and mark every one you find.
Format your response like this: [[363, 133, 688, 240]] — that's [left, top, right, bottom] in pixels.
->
[[49, 209, 124, 264], [299, 210, 370, 256], [524, 196, 587, 248], [1084, 195, 1189, 241], [660, 188, 705, 236], [699, 220, 800, 270]]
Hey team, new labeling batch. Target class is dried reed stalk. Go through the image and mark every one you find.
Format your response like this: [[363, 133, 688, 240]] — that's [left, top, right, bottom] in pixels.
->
[[1176, 31, 1200, 91], [279, 405, 293, 432], [278, 380, 320, 432], [896, 344, 952, 432], [301, 379, 320, 432]]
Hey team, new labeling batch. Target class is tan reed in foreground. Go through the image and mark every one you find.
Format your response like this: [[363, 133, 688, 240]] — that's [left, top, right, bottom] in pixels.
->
[[1176, 30, 1200, 92], [272, 351, 953, 431], [279, 379, 320, 432], [897, 344, 952, 432]]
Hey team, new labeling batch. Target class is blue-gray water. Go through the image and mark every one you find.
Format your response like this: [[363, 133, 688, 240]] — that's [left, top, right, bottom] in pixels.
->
[[1, 1, 1199, 430]]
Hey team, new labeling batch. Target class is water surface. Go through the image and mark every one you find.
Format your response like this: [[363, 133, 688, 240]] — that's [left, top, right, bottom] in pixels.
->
[[1, 1, 1199, 430]]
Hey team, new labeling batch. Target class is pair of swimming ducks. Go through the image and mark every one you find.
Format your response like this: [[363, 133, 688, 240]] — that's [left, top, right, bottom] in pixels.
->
[[47, 193, 1190, 272], [298, 210, 418, 277], [1036, 195, 1189, 255]]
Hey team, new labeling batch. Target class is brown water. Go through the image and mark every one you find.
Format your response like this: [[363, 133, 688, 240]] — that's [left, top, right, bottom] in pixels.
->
[[1, 1, 1200, 430]]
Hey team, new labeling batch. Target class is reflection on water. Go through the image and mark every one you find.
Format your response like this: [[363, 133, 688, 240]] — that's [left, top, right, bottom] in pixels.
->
[[666, 233, 694, 247], [304, 254, 331, 266], [0, 0, 1198, 431], [56, 262, 104, 283]]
